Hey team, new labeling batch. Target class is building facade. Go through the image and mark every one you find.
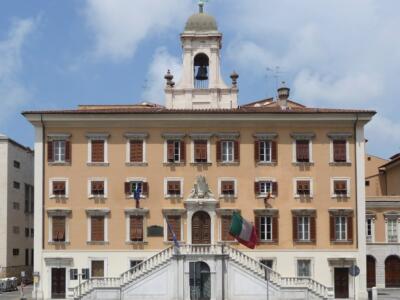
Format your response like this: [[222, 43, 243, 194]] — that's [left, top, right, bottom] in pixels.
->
[[365, 154, 400, 289], [24, 5, 375, 300], [0, 134, 34, 279]]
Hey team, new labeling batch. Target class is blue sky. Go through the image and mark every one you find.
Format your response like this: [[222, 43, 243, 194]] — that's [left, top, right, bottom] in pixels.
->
[[0, 0, 399, 158]]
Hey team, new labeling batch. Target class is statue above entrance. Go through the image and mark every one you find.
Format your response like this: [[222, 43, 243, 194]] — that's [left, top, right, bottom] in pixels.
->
[[190, 176, 214, 199]]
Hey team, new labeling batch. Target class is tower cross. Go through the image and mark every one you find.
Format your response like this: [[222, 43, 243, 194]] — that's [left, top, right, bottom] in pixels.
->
[[198, 0, 209, 13]]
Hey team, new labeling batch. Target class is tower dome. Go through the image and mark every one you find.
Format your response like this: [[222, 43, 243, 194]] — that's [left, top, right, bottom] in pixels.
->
[[184, 10, 218, 32]]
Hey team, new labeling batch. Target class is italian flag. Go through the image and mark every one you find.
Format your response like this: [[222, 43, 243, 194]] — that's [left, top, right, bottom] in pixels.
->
[[229, 212, 258, 249]]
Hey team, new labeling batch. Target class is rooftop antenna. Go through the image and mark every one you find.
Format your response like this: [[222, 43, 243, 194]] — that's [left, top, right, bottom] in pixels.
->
[[198, 0, 209, 13], [266, 66, 284, 98]]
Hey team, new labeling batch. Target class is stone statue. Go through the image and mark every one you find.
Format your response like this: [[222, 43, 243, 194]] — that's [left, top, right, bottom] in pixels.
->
[[190, 175, 213, 199]]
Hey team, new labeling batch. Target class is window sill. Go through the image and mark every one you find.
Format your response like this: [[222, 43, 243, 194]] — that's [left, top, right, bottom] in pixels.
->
[[331, 240, 353, 245], [48, 162, 71, 166], [125, 241, 148, 245], [256, 162, 277, 166], [259, 240, 278, 244], [50, 195, 68, 200], [87, 162, 110, 167], [331, 195, 350, 199], [165, 195, 183, 200], [217, 162, 240, 166], [329, 162, 351, 166], [219, 195, 237, 200], [190, 162, 212, 166], [294, 195, 313, 200], [89, 196, 107, 200], [293, 240, 316, 244], [164, 241, 184, 245], [217, 240, 238, 244], [87, 241, 109, 245], [125, 162, 148, 167], [292, 162, 314, 166], [256, 195, 276, 199], [164, 162, 185, 166], [126, 195, 147, 200], [48, 241, 70, 245]]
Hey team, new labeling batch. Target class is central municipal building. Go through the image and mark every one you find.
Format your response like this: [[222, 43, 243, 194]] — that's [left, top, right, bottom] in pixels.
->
[[24, 4, 375, 300]]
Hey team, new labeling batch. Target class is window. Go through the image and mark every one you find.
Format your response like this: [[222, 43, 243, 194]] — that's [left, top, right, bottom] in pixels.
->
[[52, 181, 66, 197], [13, 181, 20, 189], [167, 140, 184, 163], [31, 228, 34, 238], [333, 140, 347, 162], [259, 140, 271, 162], [332, 179, 349, 197], [296, 180, 311, 196], [54, 140, 66, 162], [90, 181, 105, 197], [255, 180, 278, 197], [52, 216, 66, 242], [296, 140, 310, 162], [366, 218, 373, 242], [24, 184, 34, 214], [221, 215, 234, 241], [259, 216, 273, 241], [13, 226, 20, 234], [124, 180, 148, 198], [13, 202, 20, 210], [166, 215, 181, 241], [129, 216, 144, 242], [13, 249, 19, 256], [221, 180, 235, 196], [387, 219, 398, 243], [298, 216, 310, 241], [91, 140, 105, 162], [130, 260, 143, 269], [82, 268, 90, 280], [222, 141, 234, 162], [260, 259, 274, 269], [91, 260, 104, 278], [25, 228, 29, 237], [91, 216, 105, 242], [48, 137, 71, 163], [297, 260, 311, 277], [129, 140, 144, 163], [25, 249, 29, 266], [166, 180, 182, 197], [335, 216, 347, 241], [365, 180, 370, 187], [13, 160, 20, 169], [70, 269, 78, 280], [194, 140, 208, 163]]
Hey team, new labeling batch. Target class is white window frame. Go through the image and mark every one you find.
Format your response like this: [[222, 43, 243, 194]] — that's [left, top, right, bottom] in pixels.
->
[[296, 258, 313, 278], [259, 140, 272, 163], [327, 133, 352, 164], [292, 137, 314, 163], [259, 215, 273, 241], [89, 257, 108, 278], [88, 177, 108, 199], [366, 216, 375, 243], [297, 216, 310, 241], [221, 140, 234, 163], [126, 177, 147, 199], [335, 215, 347, 241], [218, 177, 238, 198], [293, 177, 314, 198], [255, 177, 276, 198], [49, 177, 69, 198], [164, 177, 184, 198], [48, 215, 69, 243], [53, 140, 66, 163], [330, 177, 351, 198], [87, 212, 109, 243], [385, 217, 399, 243], [190, 138, 211, 163], [86, 133, 109, 164], [124, 133, 148, 164]]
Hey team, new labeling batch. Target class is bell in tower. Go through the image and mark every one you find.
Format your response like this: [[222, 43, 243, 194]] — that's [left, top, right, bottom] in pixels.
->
[[194, 53, 209, 89]]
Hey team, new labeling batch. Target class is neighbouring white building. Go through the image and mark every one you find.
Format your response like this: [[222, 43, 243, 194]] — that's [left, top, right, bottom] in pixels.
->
[[0, 134, 34, 280]]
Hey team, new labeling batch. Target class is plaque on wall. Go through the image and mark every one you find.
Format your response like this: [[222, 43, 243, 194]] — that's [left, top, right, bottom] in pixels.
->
[[147, 225, 164, 237]]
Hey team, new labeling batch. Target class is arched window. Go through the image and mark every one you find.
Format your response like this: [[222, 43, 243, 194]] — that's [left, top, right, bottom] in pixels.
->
[[194, 53, 209, 89]]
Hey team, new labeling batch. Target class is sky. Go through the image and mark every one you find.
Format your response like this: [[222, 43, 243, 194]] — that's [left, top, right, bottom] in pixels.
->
[[0, 0, 399, 158]]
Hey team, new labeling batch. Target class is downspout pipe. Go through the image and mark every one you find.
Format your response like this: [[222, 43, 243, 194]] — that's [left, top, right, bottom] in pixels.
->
[[354, 113, 359, 249], [40, 114, 45, 250]]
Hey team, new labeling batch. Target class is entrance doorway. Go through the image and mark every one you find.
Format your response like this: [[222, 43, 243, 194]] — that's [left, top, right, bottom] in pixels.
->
[[334, 268, 349, 299], [192, 211, 211, 244], [385, 255, 400, 287], [51, 268, 66, 299], [190, 261, 211, 300], [367, 255, 376, 288]]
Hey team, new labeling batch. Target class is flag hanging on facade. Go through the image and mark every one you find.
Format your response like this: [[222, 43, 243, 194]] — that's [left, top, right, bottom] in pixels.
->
[[167, 221, 180, 249], [134, 184, 141, 208], [229, 212, 258, 249]]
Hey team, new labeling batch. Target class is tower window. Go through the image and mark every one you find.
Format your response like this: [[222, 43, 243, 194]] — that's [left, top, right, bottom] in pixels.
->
[[194, 53, 209, 89]]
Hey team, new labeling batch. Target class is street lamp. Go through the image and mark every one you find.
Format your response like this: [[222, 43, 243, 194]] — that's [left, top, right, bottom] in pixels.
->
[[33, 272, 40, 300]]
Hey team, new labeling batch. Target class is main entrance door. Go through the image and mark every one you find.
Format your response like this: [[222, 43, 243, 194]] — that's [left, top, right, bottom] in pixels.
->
[[367, 255, 376, 288], [192, 211, 211, 244], [51, 268, 66, 299], [385, 255, 400, 287], [190, 261, 211, 300], [334, 268, 349, 299]]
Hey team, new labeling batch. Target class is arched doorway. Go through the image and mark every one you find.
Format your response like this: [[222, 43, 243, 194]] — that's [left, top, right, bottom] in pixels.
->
[[189, 261, 211, 300], [192, 211, 211, 244], [367, 255, 376, 288], [385, 255, 400, 287]]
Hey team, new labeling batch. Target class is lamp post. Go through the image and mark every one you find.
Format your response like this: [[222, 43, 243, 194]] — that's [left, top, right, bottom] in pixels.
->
[[33, 272, 40, 300]]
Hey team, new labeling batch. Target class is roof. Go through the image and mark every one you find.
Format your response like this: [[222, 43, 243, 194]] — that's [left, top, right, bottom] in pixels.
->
[[0, 133, 33, 153], [184, 12, 218, 32], [379, 155, 400, 170]]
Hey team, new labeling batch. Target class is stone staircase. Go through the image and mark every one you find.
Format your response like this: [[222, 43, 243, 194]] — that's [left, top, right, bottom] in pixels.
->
[[73, 244, 334, 299]]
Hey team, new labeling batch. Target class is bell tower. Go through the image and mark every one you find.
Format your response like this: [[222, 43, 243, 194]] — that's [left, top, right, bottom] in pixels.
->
[[164, 2, 238, 109]]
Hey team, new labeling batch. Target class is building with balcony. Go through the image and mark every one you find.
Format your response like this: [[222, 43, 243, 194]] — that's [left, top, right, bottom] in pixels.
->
[[23, 4, 375, 300]]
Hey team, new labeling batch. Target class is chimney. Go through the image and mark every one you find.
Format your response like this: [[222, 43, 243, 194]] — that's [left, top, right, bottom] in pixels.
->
[[277, 82, 289, 109]]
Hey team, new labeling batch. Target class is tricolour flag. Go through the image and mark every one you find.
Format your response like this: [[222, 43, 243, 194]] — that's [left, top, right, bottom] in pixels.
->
[[229, 212, 258, 249]]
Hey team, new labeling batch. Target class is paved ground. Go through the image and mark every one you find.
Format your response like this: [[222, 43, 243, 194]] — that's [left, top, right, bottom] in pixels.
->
[[377, 289, 400, 300], [0, 285, 33, 300]]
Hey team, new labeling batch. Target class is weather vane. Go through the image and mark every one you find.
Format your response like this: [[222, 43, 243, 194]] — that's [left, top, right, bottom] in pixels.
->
[[198, 0, 209, 13]]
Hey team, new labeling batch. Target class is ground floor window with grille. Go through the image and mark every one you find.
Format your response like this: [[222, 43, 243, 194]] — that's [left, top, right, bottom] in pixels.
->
[[297, 259, 311, 277], [91, 260, 104, 278], [387, 218, 398, 242]]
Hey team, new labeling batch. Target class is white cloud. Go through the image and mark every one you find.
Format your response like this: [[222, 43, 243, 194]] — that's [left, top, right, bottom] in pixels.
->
[[84, 0, 192, 61], [141, 47, 181, 104], [0, 18, 36, 124], [366, 115, 400, 157]]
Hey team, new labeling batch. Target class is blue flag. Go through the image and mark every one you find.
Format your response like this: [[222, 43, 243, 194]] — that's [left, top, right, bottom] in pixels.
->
[[133, 184, 141, 201], [167, 222, 180, 249]]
